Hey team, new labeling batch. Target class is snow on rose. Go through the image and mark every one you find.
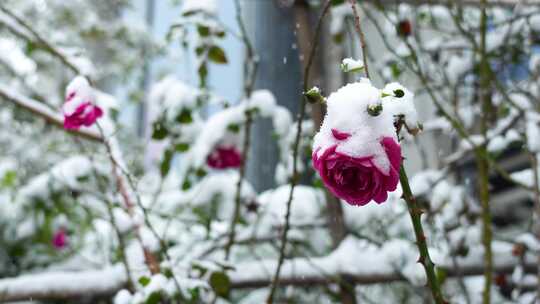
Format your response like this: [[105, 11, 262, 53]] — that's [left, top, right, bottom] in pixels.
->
[[63, 76, 103, 130], [206, 145, 242, 169], [312, 79, 416, 206]]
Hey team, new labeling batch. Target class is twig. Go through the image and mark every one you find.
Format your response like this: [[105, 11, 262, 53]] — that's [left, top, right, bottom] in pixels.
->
[[73, 137, 135, 291], [0, 5, 82, 75], [347, 0, 370, 78], [95, 122, 186, 302], [265, 1, 332, 303], [224, 0, 259, 260], [478, 1, 494, 302]]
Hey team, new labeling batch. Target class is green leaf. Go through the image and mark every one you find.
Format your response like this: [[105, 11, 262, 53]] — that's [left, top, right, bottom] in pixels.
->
[[436, 268, 447, 285], [195, 168, 207, 178], [145, 292, 162, 304], [331, 0, 345, 5], [182, 179, 192, 190], [195, 46, 205, 56], [390, 62, 402, 78], [25, 41, 38, 55], [182, 10, 197, 17], [160, 149, 174, 177], [175, 143, 190, 152], [198, 63, 208, 87], [393, 89, 405, 98], [176, 109, 193, 124], [197, 25, 210, 37], [209, 272, 231, 298], [304, 87, 325, 104], [138, 276, 151, 287], [227, 123, 240, 133], [1, 170, 16, 188], [188, 287, 201, 302], [152, 121, 169, 140], [215, 30, 226, 38], [367, 103, 383, 116], [208, 46, 228, 64]]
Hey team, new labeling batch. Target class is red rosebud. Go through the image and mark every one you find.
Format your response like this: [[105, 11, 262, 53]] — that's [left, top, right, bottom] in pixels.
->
[[52, 228, 68, 249], [206, 146, 242, 169], [397, 20, 412, 37]]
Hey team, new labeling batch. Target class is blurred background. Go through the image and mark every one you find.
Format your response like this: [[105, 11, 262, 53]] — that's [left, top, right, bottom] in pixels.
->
[[1, 0, 540, 303]]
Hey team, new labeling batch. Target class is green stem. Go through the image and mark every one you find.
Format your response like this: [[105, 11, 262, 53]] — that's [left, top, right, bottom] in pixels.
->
[[476, 149, 493, 304], [479, 0, 493, 302], [399, 165, 447, 304]]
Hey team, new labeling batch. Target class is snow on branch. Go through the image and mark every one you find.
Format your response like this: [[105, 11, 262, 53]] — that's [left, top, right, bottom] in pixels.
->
[[0, 266, 126, 302], [0, 5, 87, 75], [0, 83, 102, 142], [0, 239, 536, 302], [230, 238, 537, 288]]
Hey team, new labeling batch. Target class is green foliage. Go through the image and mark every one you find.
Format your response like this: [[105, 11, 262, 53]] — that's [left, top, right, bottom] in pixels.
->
[[152, 120, 169, 140], [208, 46, 228, 64], [176, 109, 193, 124], [0, 170, 16, 188], [160, 148, 174, 177], [139, 276, 151, 287], [209, 271, 231, 298]]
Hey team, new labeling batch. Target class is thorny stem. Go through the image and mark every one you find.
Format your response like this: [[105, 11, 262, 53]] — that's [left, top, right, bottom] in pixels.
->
[[74, 139, 135, 291], [95, 123, 186, 302], [353, 3, 447, 303], [399, 166, 447, 304], [96, 124, 159, 273], [347, 0, 370, 78], [224, 0, 259, 261], [265, 1, 332, 303], [478, 0, 493, 302], [357, 3, 446, 303], [526, 131, 540, 301]]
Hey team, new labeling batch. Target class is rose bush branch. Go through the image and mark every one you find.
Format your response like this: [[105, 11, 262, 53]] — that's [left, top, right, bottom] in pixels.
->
[[477, 1, 494, 301], [347, 0, 370, 78], [266, 1, 333, 303], [224, 0, 259, 261], [399, 164, 447, 304], [346, 3, 447, 303], [364, 4, 532, 192]]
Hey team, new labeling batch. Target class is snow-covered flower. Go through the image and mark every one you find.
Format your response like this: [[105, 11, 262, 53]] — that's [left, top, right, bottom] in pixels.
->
[[206, 145, 242, 169], [312, 80, 401, 206], [52, 228, 68, 249], [63, 76, 103, 130]]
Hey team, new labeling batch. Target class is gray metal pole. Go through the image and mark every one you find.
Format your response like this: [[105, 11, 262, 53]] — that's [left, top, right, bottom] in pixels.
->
[[245, 0, 303, 192], [137, 0, 155, 137]]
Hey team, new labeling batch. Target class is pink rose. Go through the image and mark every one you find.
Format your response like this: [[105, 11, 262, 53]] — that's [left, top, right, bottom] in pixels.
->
[[313, 135, 401, 206], [206, 146, 242, 169], [52, 229, 68, 249], [63, 76, 103, 130]]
